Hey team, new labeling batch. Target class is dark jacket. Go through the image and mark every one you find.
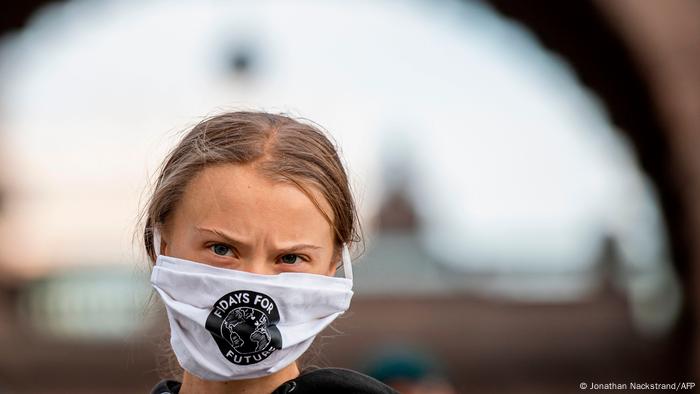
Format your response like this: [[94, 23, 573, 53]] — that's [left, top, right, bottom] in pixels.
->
[[150, 368, 398, 394]]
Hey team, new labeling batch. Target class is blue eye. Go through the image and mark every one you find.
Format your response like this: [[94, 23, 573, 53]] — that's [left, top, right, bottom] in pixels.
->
[[211, 244, 232, 256], [280, 254, 300, 264]]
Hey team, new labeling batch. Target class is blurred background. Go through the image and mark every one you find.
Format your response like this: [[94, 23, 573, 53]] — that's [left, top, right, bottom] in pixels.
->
[[0, 0, 699, 393]]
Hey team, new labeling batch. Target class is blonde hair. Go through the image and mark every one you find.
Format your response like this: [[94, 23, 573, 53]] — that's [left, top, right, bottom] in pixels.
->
[[142, 111, 362, 263]]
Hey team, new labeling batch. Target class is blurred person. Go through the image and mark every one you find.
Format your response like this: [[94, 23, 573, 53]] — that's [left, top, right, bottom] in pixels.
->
[[142, 111, 396, 393], [366, 348, 457, 394]]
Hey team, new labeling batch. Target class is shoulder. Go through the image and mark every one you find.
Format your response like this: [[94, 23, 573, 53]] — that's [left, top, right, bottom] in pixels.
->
[[147, 369, 397, 394], [273, 368, 398, 394], [149, 379, 182, 394]]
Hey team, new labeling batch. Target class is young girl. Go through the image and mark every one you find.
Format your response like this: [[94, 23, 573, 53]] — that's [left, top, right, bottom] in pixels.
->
[[143, 111, 396, 393]]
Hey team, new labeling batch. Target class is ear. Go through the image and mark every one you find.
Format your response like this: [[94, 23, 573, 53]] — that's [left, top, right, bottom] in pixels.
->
[[160, 234, 170, 256], [156, 226, 170, 257], [160, 235, 169, 256]]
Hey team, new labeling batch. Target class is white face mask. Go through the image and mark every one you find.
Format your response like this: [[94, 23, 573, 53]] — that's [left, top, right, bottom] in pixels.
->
[[149, 230, 354, 381]]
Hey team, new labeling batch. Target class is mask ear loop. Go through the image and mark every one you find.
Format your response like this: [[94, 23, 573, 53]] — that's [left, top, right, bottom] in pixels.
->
[[152, 228, 162, 258], [340, 243, 353, 281]]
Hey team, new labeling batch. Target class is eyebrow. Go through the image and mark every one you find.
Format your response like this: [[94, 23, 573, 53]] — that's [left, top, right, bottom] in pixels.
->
[[195, 227, 243, 246], [194, 226, 323, 252]]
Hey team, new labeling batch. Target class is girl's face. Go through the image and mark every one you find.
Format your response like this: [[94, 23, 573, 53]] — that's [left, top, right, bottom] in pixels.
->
[[161, 163, 338, 276]]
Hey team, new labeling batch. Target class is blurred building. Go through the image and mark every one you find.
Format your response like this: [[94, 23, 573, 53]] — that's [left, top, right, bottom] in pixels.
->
[[0, 1, 698, 393]]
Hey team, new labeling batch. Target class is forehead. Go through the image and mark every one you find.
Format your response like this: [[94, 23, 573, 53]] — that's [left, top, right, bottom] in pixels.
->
[[173, 163, 334, 238]]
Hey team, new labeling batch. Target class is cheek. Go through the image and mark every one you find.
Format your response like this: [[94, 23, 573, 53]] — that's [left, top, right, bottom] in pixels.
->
[[317, 241, 342, 276], [314, 251, 337, 275], [324, 246, 341, 276], [314, 232, 339, 274], [161, 229, 186, 258], [162, 219, 202, 261]]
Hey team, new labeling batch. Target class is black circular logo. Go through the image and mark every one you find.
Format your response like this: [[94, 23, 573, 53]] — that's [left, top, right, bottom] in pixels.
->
[[205, 290, 282, 365]]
